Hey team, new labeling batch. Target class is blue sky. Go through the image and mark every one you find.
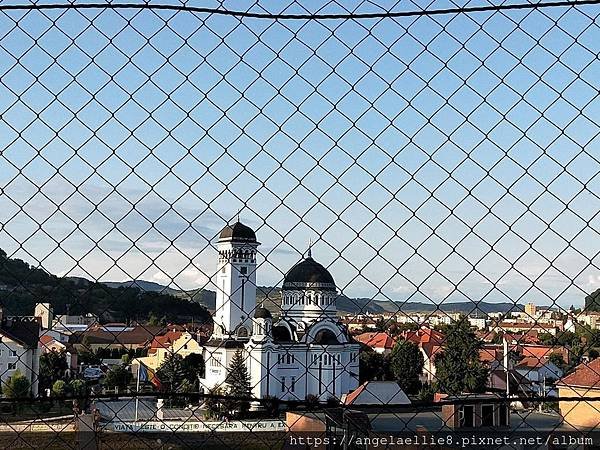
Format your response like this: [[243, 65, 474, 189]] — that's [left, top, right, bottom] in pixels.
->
[[1, 1, 600, 311]]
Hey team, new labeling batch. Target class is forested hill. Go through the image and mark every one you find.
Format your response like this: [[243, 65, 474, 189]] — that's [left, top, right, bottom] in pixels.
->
[[0, 249, 211, 324]]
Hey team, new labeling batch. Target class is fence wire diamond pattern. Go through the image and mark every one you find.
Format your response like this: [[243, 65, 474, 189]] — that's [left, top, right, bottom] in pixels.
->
[[1, 0, 600, 449]]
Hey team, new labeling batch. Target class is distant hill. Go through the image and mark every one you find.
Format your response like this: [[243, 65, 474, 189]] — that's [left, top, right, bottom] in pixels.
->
[[254, 285, 522, 315], [0, 249, 211, 324], [104, 280, 525, 316], [103, 280, 217, 310], [103, 280, 181, 295]]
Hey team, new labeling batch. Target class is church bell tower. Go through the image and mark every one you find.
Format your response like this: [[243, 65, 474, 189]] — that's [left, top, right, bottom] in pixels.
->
[[214, 220, 259, 338]]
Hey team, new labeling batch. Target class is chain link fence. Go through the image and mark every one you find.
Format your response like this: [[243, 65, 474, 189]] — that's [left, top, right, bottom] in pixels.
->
[[1, 0, 600, 448]]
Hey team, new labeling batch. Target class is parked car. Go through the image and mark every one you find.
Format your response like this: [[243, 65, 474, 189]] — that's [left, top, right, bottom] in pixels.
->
[[83, 366, 105, 380]]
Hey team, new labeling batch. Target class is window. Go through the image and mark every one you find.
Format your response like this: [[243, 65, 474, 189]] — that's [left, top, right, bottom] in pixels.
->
[[481, 404, 494, 427], [7, 362, 16, 370], [10, 350, 17, 357], [210, 353, 222, 367], [291, 377, 295, 392], [281, 377, 285, 392], [459, 405, 474, 428], [240, 266, 247, 275], [498, 404, 509, 427]]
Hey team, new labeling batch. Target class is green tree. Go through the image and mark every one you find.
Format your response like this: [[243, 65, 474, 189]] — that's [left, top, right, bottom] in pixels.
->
[[359, 346, 389, 383], [549, 353, 567, 371], [585, 288, 600, 311], [104, 364, 133, 391], [374, 317, 388, 332], [39, 351, 68, 394], [52, 380, 69, 397], [434, 319, 489, 395], [3, 370, 31, 398], [224, 350, 251, 418], [417, 382, 435, 402], [589, 349, 599, 360], [70, 379, 88, 397], [389, 339, 424, 394], [182, 353, 205, 382], [204, 385, 224, 419], [262, 395, 281, 417], [157, 353, 186, 392]]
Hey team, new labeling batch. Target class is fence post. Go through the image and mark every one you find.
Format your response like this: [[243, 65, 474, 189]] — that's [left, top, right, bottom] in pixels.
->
[[76, 414, 98, 450]]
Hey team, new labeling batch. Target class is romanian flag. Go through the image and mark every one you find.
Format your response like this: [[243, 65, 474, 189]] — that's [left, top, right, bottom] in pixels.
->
[[139, 363, 161, 389]]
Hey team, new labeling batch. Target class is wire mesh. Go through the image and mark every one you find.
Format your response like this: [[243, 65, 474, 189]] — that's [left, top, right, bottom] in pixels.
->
[[1, 0, 600, 449]]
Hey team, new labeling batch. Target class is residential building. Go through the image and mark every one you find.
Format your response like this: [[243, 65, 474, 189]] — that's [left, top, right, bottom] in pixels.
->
[[0, 311, 41, 396], [39, 334, 78, 376], [133, 331, 203, 372], [354, 332, 396, 355], [558, 358, 600, 428], [70, 323, 167, 352], [400, 327, 444, 383], [524, 302, 537, 317], [34, 303, 53, 330]]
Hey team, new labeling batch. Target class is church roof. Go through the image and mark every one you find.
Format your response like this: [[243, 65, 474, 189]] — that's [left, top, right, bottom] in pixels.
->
[[272, 325, 292, 343], [203, 338, 246, 349], [218, 221, 257, 243], [254, 306, 272, 319], [283, 256, 335, 291], [313, 329, 340, 345]]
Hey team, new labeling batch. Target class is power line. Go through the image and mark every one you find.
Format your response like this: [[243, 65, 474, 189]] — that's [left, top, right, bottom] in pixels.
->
[[0, 0, 599, 19]]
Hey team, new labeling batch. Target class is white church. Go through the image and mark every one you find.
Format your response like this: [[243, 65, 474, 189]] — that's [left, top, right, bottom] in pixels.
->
[[198, 221, 360, 402]]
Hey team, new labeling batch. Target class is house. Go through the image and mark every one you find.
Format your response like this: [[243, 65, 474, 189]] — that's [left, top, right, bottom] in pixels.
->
[[557, 358, 600, 429], [70, 324, 168, 352], [442, 393, 510, 429], [0, 312, 41, 397], [132, 331, 203, 372], [400, 328, 444, 383], [354, 332, 396, 355], [479, 342, 563, 396], [492, 321, 558, 336], [39, 334, 78, 375], [342, 381, 410, 406], [514, 357, 562, 396]]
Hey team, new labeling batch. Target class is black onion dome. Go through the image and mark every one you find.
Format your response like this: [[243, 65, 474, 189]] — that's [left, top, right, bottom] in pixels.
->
[[283, 257, 336, 291], [218, 221, 257, 243], [254, 306, 272, 319]]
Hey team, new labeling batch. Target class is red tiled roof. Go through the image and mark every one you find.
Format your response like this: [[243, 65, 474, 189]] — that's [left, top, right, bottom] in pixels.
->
[[480, 347, 503, 363], [522, 345, 568, 363], [149, 330, 182, 349], [355, 332, 396, 350], [344, 382, 367, 405], [559, 358, 600, 389], [401, 328, 444, 346], [516, 356, 547, 369], [39, 334, 55, 346]]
